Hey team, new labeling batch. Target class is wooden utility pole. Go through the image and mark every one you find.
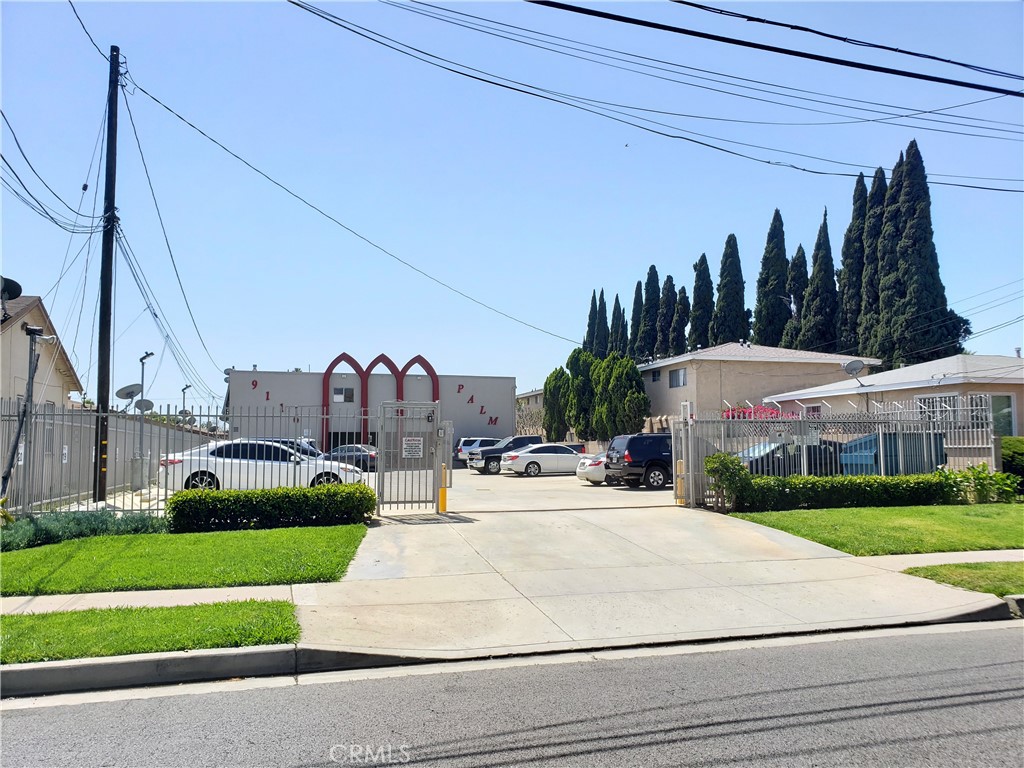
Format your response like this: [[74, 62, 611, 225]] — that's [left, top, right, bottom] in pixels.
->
[[93, 45, 120, 502]]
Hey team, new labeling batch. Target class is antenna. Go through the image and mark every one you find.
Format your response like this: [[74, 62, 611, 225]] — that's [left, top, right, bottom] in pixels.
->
[[115, 384, 143, 401], [843, 360, 866, 387]]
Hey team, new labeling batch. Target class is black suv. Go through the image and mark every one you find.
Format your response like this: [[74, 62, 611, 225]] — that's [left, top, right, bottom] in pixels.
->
[[468, 435, 543, 475], [605, 432, 673, 489]]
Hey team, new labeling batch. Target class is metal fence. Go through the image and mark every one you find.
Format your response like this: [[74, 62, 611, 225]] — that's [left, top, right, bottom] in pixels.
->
[[1, 400, 446, 516], [671, 394, 998, 507]]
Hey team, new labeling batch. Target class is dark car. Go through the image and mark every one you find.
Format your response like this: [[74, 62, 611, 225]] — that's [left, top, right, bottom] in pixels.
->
[[735, 440, 843, 477], [468, 435, 543, 475], [324, 444, 377, 471], [605, 432, 673, 489]]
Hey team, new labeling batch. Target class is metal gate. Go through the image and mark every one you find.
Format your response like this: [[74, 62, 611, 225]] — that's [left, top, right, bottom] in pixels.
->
[[376, 401, 446, 512]]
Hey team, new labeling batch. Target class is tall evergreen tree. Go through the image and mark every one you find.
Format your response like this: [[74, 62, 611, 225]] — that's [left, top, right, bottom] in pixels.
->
[[871, 152, 907, 364], [669, 286, 690, 356], [888, 140, 970, 366], [608, 295, 624, 355], [616, 298, 629, 355], [688, 254, 713, 351], [542, 367, 570, 441], [751, 209, 790, 347], [796, 210, 839, 352], [857, 167, 888, 356], [836, 174, 868, 355], [627, 281, 643, 359], [635, 265, 661, 361], [594, 289, 609, 358], [583, 290, 597, 353], [709, 234, 749, 346], [780, 245, 807, 348], [565, 348, 597, 441], [655, 275, 677, 359]]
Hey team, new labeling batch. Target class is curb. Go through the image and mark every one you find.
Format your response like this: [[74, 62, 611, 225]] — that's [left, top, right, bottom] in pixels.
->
[[2, 604, 1017, 699]]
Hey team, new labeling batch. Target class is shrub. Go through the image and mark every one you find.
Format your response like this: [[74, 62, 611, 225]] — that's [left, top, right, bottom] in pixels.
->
[[1001, 437, 1024, 493], [0, 510, 167, 552], [704, 453, 753, 512], [165, 483, 376, 533]]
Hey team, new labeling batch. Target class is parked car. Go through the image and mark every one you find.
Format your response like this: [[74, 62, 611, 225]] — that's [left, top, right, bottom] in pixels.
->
[[576, 452, 620, 486], [605, 432, 673, 489], [468, 435, 543, 475], [159, 439, 362, 491], [256, 437, 323, 458], [453, 437, 499, 467], [735, 440, 844, 477], [500, 443, 589, 476], [324, 444, 377, 471]]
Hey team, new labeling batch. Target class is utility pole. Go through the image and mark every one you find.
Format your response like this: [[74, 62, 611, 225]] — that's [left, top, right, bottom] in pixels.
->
[[94, 45, 120, 502]]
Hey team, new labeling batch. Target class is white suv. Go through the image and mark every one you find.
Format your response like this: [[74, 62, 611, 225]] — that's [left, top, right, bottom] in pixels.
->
[[454, 437, 499, 467]]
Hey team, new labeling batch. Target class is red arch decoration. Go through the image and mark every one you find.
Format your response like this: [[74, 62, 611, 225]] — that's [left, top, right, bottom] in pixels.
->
[[321, 353, 440, 446]]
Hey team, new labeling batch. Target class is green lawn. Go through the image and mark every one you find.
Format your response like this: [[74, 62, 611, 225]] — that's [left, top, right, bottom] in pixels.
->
[[903, 562, 1024, 598], [0, 600, 299, 664], [0, 525, 366, 596], [731, 504, 1023, 556]]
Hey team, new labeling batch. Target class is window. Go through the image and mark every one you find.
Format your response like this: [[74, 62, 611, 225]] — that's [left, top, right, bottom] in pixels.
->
[[213, 443, 248, 459], [991, 394, 1015, 437], [805, 405, 822, 418], [669, 368, 687, 388], [651, 371, 661, 383], [917, 395, 960, 425], [333, 387, 355, 404]]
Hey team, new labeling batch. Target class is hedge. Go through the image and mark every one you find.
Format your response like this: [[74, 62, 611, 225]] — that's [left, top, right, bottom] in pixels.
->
[[165, 483, 376, 533], [0, 511, 167, 552], [1002, 436, 1024, 493], [737, 474, 950, 512]]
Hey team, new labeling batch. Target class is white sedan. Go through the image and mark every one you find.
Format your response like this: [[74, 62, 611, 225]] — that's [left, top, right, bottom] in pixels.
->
[[500, 443, 589, 477], [159, 439, 362, 491], [575, 452, 620, 486]]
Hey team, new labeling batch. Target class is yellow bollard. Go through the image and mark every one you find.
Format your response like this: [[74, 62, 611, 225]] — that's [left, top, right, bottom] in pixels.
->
[[439, 463, 447, 513], [675, 459, 686, 506]]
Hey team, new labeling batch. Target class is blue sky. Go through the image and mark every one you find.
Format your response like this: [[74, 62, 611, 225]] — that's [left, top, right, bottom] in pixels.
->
[[3, 1, 1022, 412]]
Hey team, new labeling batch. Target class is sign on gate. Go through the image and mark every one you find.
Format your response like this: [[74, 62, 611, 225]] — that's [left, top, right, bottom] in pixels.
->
[[402, 437, 424, 459]]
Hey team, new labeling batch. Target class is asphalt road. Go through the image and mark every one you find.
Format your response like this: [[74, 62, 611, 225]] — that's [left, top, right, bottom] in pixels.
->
[[3, 624, 1022, 768]]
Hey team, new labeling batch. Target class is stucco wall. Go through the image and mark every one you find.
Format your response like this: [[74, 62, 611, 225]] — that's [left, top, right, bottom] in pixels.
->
[[642, 359, 855, 417], [1, 307, 77, 406]]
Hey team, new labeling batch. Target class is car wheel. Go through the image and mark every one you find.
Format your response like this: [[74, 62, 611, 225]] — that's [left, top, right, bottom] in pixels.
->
[[485, 457, 501, 475], [311, 473, 341, 486], [525, 462, 541, 477], [644, 465, 669, 489], [624, 478, 642, 488], [605, 477, 621, 487], [185, 471, 219, 491], [588, 480, 602, 486]]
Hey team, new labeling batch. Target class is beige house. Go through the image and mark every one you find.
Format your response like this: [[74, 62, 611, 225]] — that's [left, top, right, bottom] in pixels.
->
[[638, 342, 880, 419], [1, 296, 83, 406], [764, 354, 1024, 437]]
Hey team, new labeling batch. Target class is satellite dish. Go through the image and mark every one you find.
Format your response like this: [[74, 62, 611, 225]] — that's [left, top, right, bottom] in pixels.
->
[[116, 384, 143, 400], [135, 399, 154, 412], [186, 416, 197, 426], [843, 360, 865, 376], [1, 276, 23, 300], [178, 408, 191, 416]]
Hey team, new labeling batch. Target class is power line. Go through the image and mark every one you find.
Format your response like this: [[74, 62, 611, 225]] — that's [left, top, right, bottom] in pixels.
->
[[388, 1, 1022, 143], [121, 87, 222, 374], [290, 1, 1021, 192], [670, 1, 1023, 82], [526, 1, 1024, 98], [122, 72, 584, 347], [66, 0, 107, 61]]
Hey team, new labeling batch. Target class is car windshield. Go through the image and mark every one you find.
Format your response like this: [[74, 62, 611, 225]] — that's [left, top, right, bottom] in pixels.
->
[[491, 437, 514, 450], [736, 442, 781, 459]]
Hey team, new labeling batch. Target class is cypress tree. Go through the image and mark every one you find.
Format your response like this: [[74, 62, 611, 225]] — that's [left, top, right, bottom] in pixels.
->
[[871, 152, 907, 364], [627, 281, 643, 359], [617, 298, 629, 355], [655, 275, 677, 359], [669, 286, 690, 356], [609, 295, 624, 355], [751, 209, 790, 347], [542, 367, 570, 441], [836, 174, 868, 355], [889, 140, 970, 366], [594, 289, 609, 358], [688, 254, 713, 351], [635, 265, 660, 362], [565, 348, 597, 441], [796, 210, 839, 352], [709, 234, 749, 346], [583, 290, 597, 353], [780, 244, 807, 349], [857, 167, 888, 356]]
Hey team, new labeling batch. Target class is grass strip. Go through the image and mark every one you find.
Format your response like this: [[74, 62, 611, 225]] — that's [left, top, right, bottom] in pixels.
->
[[0, 600, 299, 664], [731, 503, 1023, 556], [903, 562, 1024, 598], [0, 525, 366, 596]]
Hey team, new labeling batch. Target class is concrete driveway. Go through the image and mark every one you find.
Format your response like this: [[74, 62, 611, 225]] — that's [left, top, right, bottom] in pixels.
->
[[295, 493, 1009, 659]]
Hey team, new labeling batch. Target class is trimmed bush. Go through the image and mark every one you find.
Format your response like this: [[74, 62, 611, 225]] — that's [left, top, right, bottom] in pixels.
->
[[1001, 436, 1024, 493], [0, 511, 167, 552], [165, 483, 376, 533]]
